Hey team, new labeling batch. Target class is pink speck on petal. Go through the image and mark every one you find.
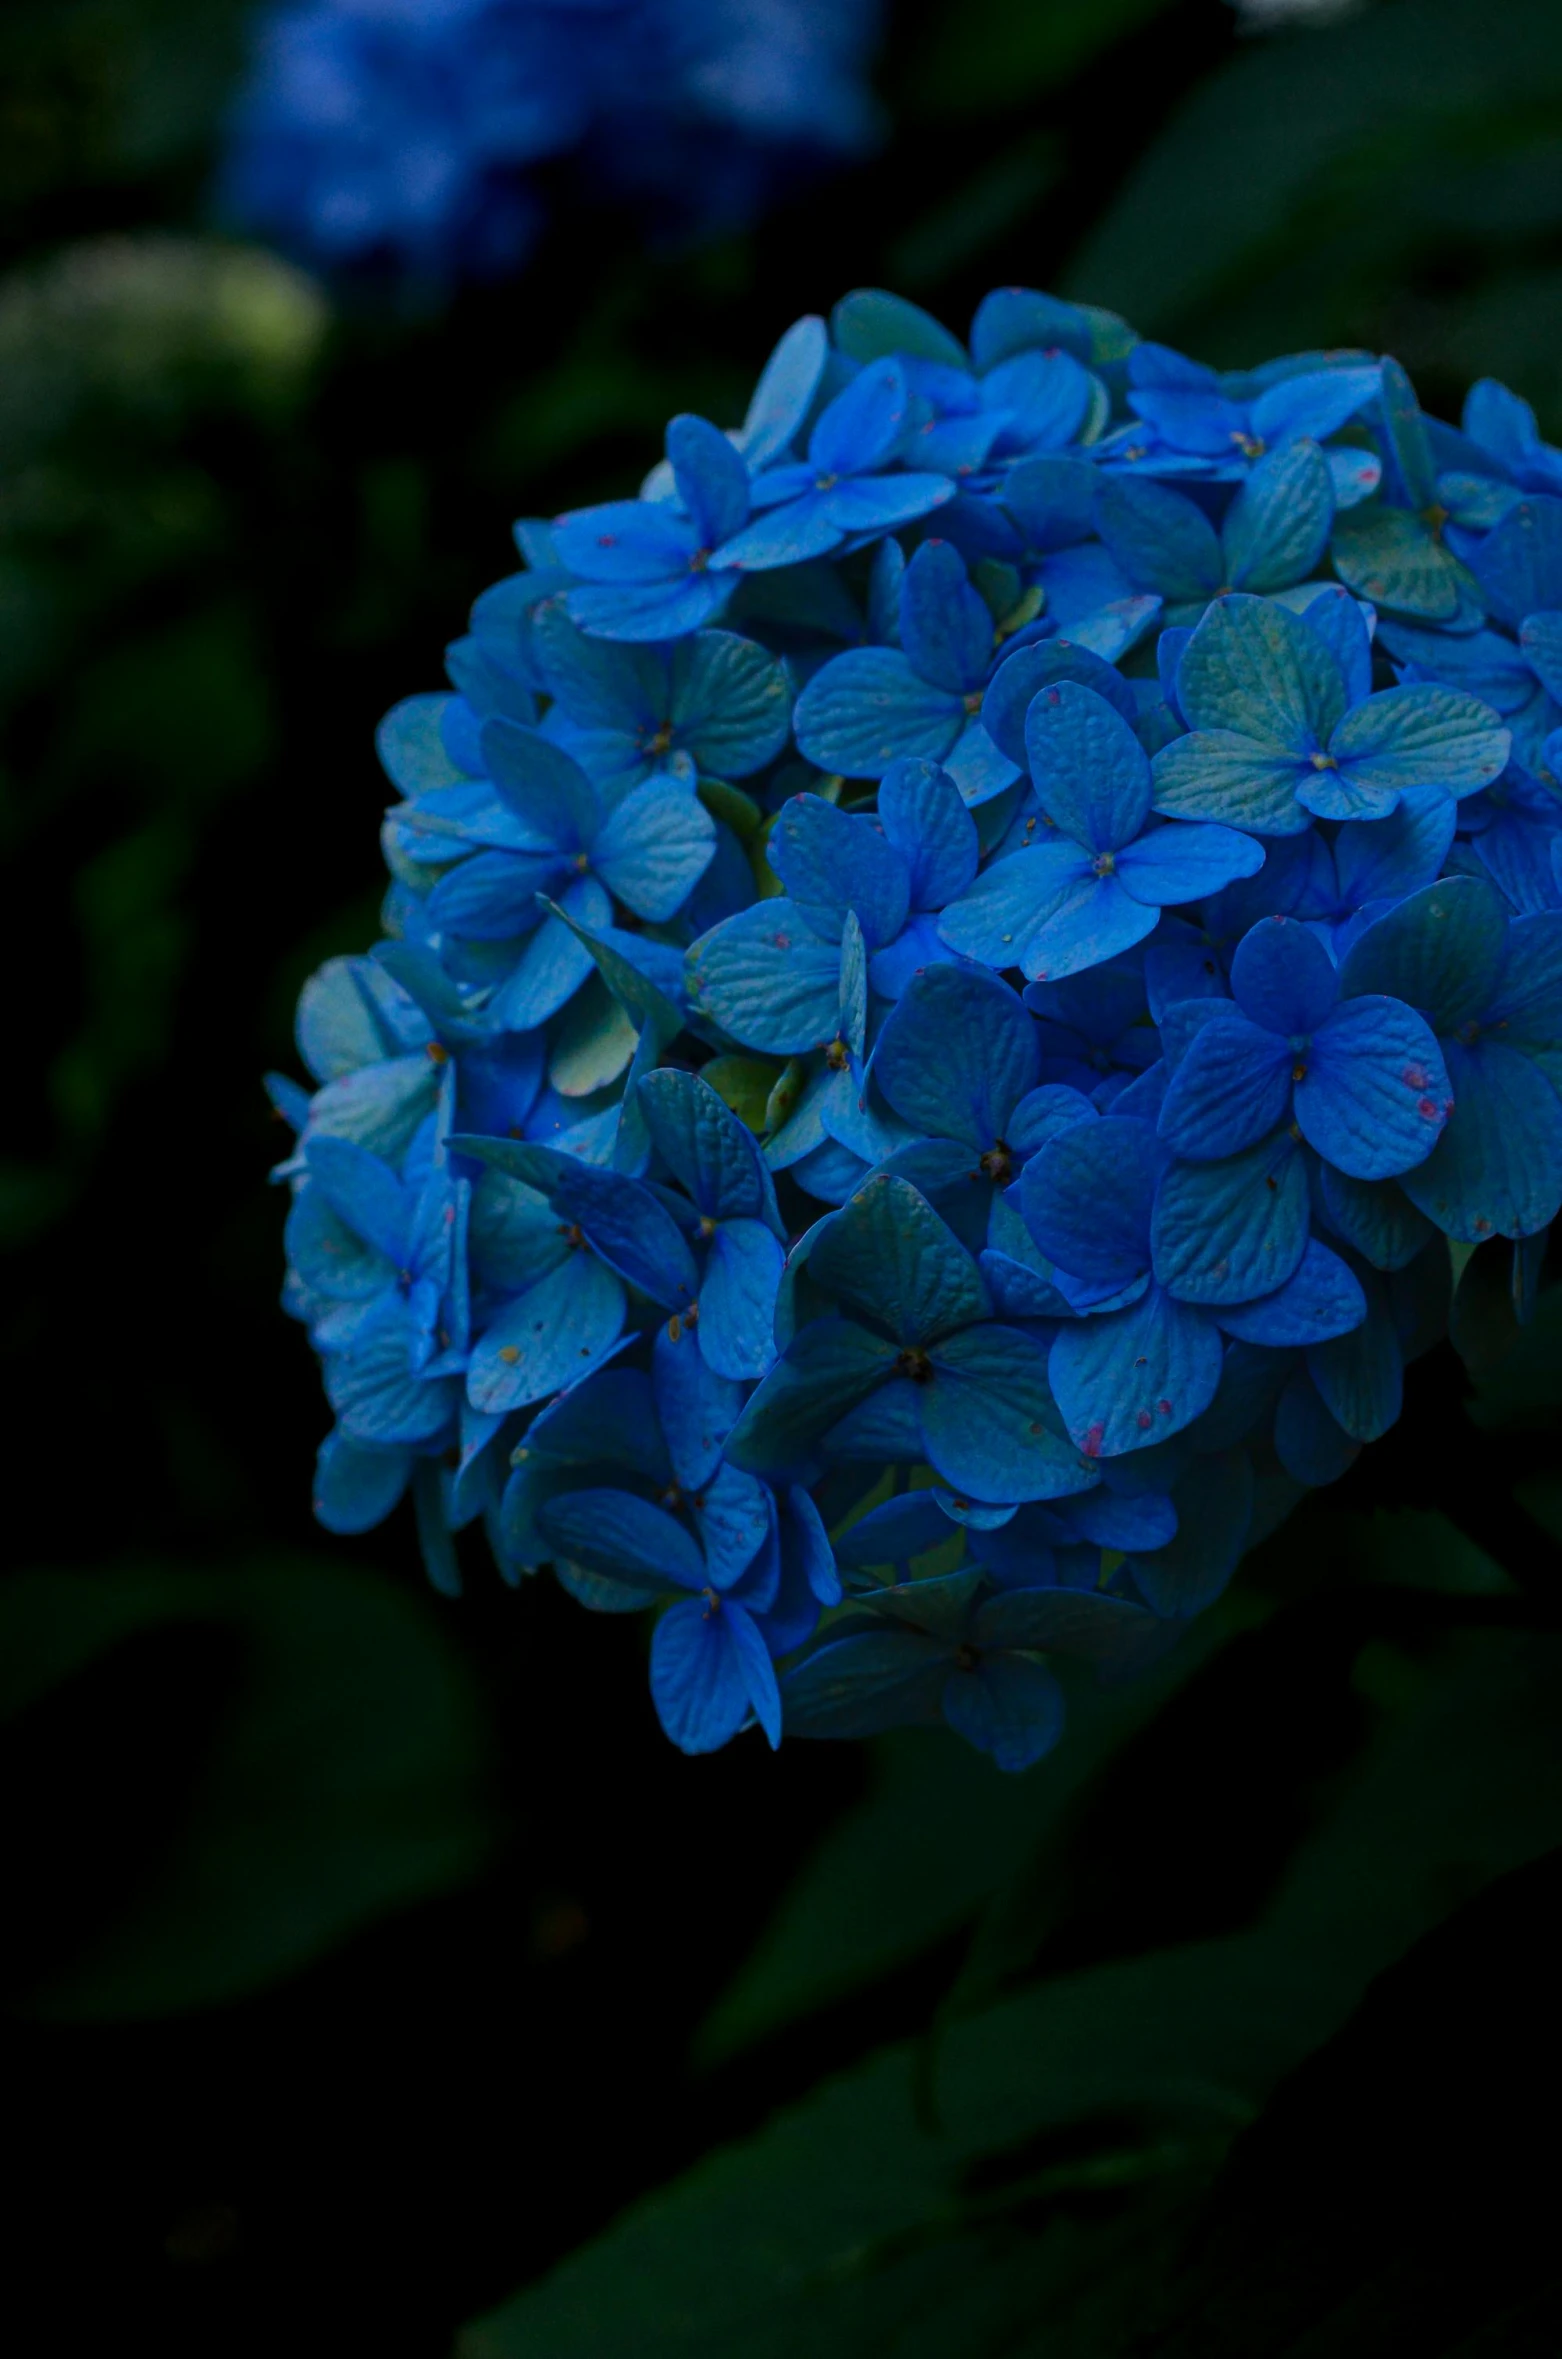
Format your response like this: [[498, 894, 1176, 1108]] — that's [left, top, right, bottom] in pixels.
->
[[1081, 1422, 1105, 1458], [1158, 1399, 1173, 1416], [1403, 1063, 1429, 1090], [1418, 1096, 1439, 1119], [774, 933, 792, 949], [1136, 1409, 1153, 1430]]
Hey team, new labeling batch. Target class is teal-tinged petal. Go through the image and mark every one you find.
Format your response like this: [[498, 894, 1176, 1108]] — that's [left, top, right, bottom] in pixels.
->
[[670, 630, 793, 777], [687, 899, 843, 1055], [1128, 1450, 1254, 1617], [1151, 1128, 1309, 1306], [699, 1219, 785, 1382], [724, 1317, 898, 1477], [1338, 876, 1508, 1035], [1150, 730, 1309, 836], [782, 1626, 951, 1738], [1223, 439, 1333, 594], [1318, 1168, 1436, 1272], [871, 963, 1040, 1150], [1326, 686, 1510, 809], [942, 1653, 1064, 1773], [1332, 505, 1463, 622], [792, 646, 964, 777], [591, 775, 716, 921], [466, 1252, 627, 1414], [921, 1323, 1098, 1503], [1306, 1268, 1402, 1440], [808, 1170, 988, 1346], [1175, 592, 1348, 752]]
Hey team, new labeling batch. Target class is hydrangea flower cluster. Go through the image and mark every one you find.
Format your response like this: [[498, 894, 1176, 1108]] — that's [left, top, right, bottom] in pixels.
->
[[272, 286, 1562, 1770], [222, 0, 882, 280]]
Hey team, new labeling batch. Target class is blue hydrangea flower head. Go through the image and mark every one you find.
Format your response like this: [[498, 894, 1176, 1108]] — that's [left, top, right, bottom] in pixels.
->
[[223, 0, 884, 282], [272, 280, 1562, 1763]]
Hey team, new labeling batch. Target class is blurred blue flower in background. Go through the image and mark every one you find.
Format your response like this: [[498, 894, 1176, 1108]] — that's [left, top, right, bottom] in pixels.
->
[[221, 0, 884, 280]]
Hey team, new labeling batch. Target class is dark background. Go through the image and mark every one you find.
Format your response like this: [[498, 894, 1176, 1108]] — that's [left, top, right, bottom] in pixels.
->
[[4, 1, 1562, 2351]]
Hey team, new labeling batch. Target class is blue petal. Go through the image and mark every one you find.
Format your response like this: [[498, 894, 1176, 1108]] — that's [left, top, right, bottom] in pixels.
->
[[1216, 1237, 1367, 1345], [1048, 1283, 1222, 1456], [667, 412, 751, 548], [700, 1219, 786, 1381], [1333, 787, 1456, 909], [1095, 475, 1222, 601], [871, 964, 1040, 1150], [548, 1159, 701, 1308], [1231, 913, 1339, 1034], [877, 757, 980, 908], [982, 637, 1137, 766], [1020, 1112, 1156, 1291], [713, 491, 843, 571], [1128, 1450, 1255, 1616], [1400, 1036, 1562, 1242], [565, 575, 736, 651], [466, 1251, 627, 1414], [637, 1067, 775, 1223], [591, 776, 715, 921], [1251, 364, 1382, 448], [793, 646, 963, 777], [1468, 495, 1562, 630], [324, 1298, 459, 1447], [1300, 996, 1452, 1180], [480, 719, 600, 847], [942, 1654, 1064, 1772], [1296, 582, 1374, 706], [692, 1463, 774, 1596], [1024, 680, 1153, 851], [809, 356, 910, 475], [899, 538, 993, 693], [921, 1324, 1099, 1503], [670, 631, 793, 777], [652, 1597, 779, 1754], [809, 1170, 988, 1345], [312, 1428, 412, 1534], [1116, 821, 1265, 908], [488, 878, 612, 1030], [1317, 1167, 1436, 1271], [1156, 1010, 1294, 1160], [540, 1487, 704, 1592], [833, 1490, 952, 1569], [553, 498, 696, 583], [939, 844, 1157, 982], [738, 314, 829, 469], [767, 793, 911, 949], [1306, 1270, 1402, 1440], [302, 1136, 413, 1265], [1274, 1370, 1359, 1487], [1176, 592, 1348, 752], [1151, 1128, 1309, 1306], [651, 1321, 741, 1492], [687, 900, 843, 1055]]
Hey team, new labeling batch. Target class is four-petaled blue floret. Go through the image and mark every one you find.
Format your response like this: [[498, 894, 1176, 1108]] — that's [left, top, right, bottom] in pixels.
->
[[271, 282, 1562, 1770]]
